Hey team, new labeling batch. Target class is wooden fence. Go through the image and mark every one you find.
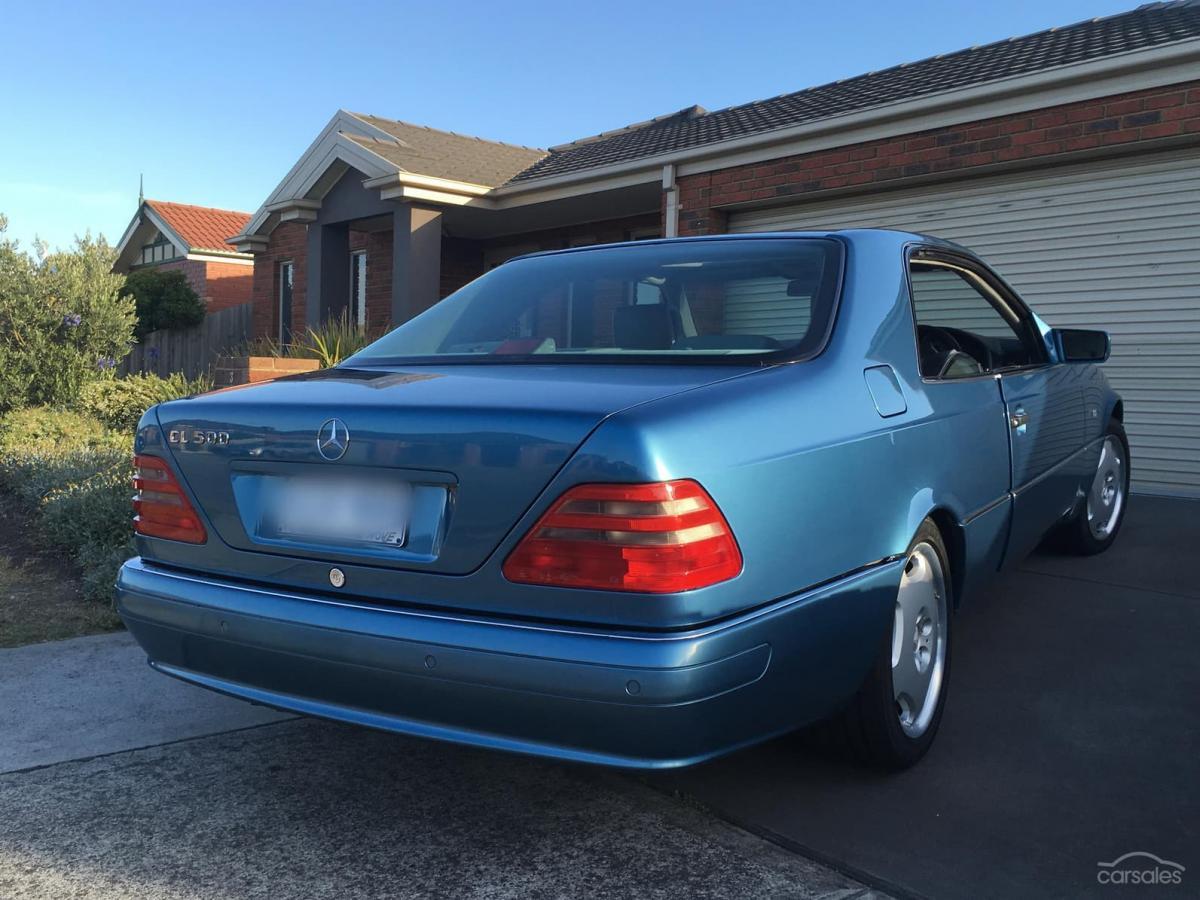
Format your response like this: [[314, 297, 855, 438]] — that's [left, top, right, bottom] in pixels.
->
[[120, 303, 253, 380]]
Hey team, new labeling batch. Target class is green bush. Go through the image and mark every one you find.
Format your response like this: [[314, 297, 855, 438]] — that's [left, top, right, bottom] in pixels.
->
[[78, 372, 212, 434], [0, 406, 126, 463], [0, 407, 133, 604], [121, 267, 206, 338], [0, 215, 137, 412]]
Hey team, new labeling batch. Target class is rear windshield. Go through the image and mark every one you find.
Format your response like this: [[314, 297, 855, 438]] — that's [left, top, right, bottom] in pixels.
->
[[348, 237, 843, 365]]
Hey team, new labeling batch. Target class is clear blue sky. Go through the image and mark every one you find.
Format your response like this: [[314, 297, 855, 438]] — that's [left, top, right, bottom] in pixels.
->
[[1, 0, 1140, 252]]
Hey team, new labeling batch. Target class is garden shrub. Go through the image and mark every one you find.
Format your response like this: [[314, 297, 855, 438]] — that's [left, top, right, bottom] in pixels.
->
[[0, 407, 134, 603], [78, 372, 212, 434], [121, 267, 205, 338], [0, 406, 125, 462], [0, 216, 137, 411]]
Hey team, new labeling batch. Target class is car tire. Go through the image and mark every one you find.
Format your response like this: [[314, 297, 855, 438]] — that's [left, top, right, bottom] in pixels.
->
[[1059, 419, 1130, 556], [813, 520, 953, 770]]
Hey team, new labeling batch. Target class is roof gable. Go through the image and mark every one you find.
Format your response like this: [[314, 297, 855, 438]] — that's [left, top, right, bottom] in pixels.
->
[[345, 114, 547, 187], [144, 200, 252, 254]]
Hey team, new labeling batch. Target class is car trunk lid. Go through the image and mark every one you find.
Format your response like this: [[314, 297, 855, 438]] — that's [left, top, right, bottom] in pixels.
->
[[154, 364, 751, 575]]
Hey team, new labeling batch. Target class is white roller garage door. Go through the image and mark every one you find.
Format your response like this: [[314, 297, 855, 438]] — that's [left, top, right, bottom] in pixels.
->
[[729, 150, 1200, 497]]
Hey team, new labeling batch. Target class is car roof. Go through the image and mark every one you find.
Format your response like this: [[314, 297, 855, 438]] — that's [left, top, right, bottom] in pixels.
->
[[508, 228, 973, 263]]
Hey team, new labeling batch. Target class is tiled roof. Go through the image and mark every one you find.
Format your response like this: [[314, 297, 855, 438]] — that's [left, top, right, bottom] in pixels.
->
[[145, 200, 252, 254], [347, 114, 547, 187], [510, 1, 1200, 183]]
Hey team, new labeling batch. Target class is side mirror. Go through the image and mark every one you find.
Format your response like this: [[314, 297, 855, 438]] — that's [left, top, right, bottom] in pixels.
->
[[1054, 328, 1110, 363]]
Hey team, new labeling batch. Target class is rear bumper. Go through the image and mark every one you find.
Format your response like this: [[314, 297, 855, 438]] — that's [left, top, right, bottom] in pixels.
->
[[117, 557, 900, 769]]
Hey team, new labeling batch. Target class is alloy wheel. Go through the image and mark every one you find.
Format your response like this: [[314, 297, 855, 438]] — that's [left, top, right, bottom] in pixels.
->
[[1087, 435, 1126, 540], [892, 542, 949, 738]]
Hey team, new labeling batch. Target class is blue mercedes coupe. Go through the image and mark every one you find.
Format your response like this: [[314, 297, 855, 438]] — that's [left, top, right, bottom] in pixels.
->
[[117, 230, 1127, 769]]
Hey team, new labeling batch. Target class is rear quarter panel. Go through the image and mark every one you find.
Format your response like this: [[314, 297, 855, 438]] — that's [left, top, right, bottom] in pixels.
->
[[514, 231, 1013, 627]]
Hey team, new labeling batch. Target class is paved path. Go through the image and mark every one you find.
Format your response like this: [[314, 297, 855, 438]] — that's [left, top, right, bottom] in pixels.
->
[[0, 632, 290, 774], [0, 633, 881, 900]]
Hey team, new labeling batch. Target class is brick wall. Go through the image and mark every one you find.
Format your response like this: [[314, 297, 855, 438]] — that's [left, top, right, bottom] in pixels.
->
[[159, 258, 252, 314], [203, 261, 253, 312], [251, 222, 307, 339], [159, 258, 206, 298], [677, 81, 1200, 235]]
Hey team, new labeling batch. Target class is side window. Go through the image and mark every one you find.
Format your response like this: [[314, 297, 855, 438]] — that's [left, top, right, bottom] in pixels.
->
[[909, 261, 1037, 379]]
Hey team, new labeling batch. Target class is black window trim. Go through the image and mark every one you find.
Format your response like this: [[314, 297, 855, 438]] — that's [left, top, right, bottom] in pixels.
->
[[905, 244, 1051, 383]]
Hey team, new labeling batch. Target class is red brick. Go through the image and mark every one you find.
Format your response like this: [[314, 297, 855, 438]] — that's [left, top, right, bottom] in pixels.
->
[[999, 118, 1033, 134], [1146, 92, 1186, 109], [1160, 104, 1200, 122], [1064, 135, 1102, 151], [1066, 103, 1105, 123], [1098, 128, 1139, 145], [1026, 140, 1066, 156], [1012, 129, 1048, 146], [962, 151, 997, 167], [1032, 111, 1067, 128], [903, 135, 937, 151], [1105, 98, 1144, 116], [1045, 124, 1083, 140], [966, 124, 1000, 140], [1138, 121, 1183, 139], [915, 146, 951, 162]]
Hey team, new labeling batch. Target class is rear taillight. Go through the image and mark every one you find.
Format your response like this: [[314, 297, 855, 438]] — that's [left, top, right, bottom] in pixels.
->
[[132, 454, 207, 544], [503, 480, 742, 593]]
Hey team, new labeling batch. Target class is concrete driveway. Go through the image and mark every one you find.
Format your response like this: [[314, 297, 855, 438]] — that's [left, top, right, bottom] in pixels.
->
[[0, 640, 875, 899], [2, 496, 1195, 899]]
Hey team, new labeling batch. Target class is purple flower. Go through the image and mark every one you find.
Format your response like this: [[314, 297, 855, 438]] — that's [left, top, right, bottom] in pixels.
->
[[147, 347, 160, 361], [96, 356, 117, 370], [62, 313, 82, 327]]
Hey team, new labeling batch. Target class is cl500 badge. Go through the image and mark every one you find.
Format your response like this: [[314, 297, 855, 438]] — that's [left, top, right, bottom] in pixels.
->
[[168, 428, 230, 447]]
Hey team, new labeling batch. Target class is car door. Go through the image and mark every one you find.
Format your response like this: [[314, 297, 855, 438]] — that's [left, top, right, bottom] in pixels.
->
[[908, 249, 1085, 566]]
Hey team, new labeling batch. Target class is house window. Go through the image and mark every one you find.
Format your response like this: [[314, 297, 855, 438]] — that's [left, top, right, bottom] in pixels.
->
[[278, 261, 294, 344], [139, 231, 177, 265], [350, 250, 367, 328]]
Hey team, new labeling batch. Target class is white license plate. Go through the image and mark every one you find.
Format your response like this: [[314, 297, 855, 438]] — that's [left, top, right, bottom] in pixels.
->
[[260, 476, 411, 548]]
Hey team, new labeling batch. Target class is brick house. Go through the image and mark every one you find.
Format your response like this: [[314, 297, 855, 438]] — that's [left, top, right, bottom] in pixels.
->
[[114, 200, 254, 313], [231, 2, 1200, 496]]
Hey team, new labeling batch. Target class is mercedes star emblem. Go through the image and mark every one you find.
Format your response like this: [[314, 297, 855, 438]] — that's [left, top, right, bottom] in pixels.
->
[[317, 418, 350, 461]]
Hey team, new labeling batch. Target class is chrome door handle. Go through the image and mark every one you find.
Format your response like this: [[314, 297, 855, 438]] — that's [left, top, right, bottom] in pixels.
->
[[1010, 408, 1029, 435]]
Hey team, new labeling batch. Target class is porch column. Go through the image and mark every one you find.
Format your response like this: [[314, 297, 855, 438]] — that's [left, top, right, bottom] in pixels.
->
[[391, 205, 443, 325], [305, 222, 350, 325]]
